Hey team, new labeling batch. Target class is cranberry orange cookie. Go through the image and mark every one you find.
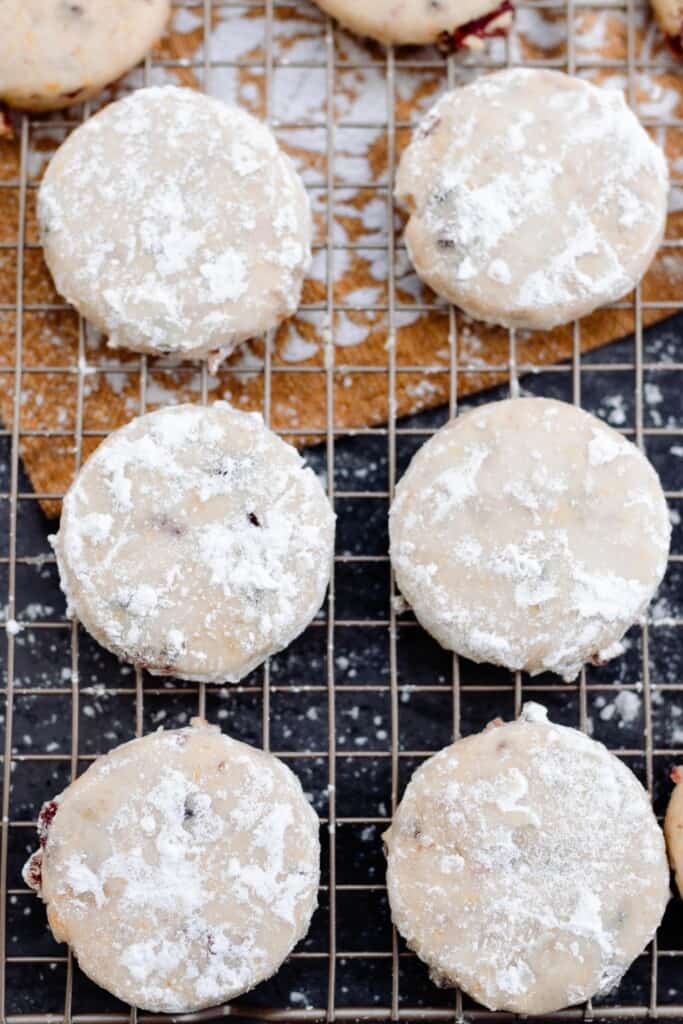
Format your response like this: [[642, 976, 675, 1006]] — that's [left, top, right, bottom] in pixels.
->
[[311, 0, 513, 48], [384, 703, 669, 1015], [23, 720, 320, 1012], [396, 69, 668, 329], [664, 766, 683, 896], [39, 86, 312, 369], [390, 397, 670, 679], [52, 403, 334, 682], [0, 0, 170, 111]]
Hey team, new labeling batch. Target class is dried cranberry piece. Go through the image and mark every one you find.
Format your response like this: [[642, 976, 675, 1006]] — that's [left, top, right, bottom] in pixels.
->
[[441, 0, 514, 51], [37, 800, 59, 847], [247, 511, 261, 527], [24, 850, 43, 891], [59, 87, 85, 101]]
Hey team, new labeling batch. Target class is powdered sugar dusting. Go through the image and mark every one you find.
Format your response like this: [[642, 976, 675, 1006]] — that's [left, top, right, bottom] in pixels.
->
[[390, 398, 671, 680], [38, 85, 312, 366], [384, 707, 669, 1015], [396, 68, 668, 330], [23, 721, 320, 1013], [53, 402, 335, 683]]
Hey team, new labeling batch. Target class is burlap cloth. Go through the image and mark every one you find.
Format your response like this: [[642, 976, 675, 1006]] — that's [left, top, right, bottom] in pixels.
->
[[0, 2, 681, 517]]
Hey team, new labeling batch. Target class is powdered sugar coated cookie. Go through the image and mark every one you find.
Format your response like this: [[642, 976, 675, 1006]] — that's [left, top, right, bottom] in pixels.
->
[[39, 86, 312, 368], [24, 720, 320, 1012], [384, 703, 669, 1015], [311, 0, 513, 47], [52, 402, 335, 682], [0, 0, 170, 111], [390, 397, 670, 680], [396, 69, 668, 329]]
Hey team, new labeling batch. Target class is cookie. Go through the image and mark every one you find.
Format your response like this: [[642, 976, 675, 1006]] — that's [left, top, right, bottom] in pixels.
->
[[384, 703, 669, 1015], [664, 765, 683, 896], [38, 85, 312, 369], [311, 0, 513, 47], [23, 720, 320, 1012], [52, 402, 335, 682], [396, 69, 668, 330], [0, 0, 170, 111], [389, 397, 670, 680]]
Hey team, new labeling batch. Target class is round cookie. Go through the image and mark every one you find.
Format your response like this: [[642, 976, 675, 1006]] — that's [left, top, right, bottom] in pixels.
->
[[311, 0, 513, 47], [23, 720, 320, 1012], [38, 85, 312, 368], [664, 766, 683, 896], [390, 397, 670, 680], [396, 69, 668, 330], [384, 703, 669, 1015], [52, 402, 335, 682], [0, 0, 170, 112]]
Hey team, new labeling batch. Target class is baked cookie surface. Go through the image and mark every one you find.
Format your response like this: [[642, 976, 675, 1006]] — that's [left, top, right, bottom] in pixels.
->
[[52, 403, 335, 682], [664, 765, 683, 896], [39, 86, 312, 368], [311, 0, 513, 47], [389, 397, 670, 680], [384, 704, 669, 1015], [24, 720, 321, 1012], [0, 0, 170, 111], [396, 69, 668, 330]]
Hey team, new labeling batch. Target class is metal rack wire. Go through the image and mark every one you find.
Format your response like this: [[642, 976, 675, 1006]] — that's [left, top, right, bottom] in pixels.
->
[[0, 0, 682, 1020]]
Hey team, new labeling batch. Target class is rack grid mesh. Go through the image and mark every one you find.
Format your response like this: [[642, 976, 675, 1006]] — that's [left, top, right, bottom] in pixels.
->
[[0, 0, 682, 1020]]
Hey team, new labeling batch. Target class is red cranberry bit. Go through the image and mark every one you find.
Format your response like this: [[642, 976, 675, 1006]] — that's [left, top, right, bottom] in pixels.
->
[[59, 87, 85, 101], [247, 511, 261, 527], [24, 850, 43, 891], [441, 0, 514, 51], [37, 800, 59, 846], [671, 766, 683, 785]]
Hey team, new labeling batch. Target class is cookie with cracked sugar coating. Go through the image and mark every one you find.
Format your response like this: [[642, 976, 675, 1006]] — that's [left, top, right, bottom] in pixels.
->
[[395, 69, 668, 330], [38, 85, 312, 369], [0, 0, 170, 111], [311, 0, 513, 47], [383, 703, 669, 1015], [51, 402, 335, 682], [23, 719, 320, 1012], [389, 397, 670, 680]]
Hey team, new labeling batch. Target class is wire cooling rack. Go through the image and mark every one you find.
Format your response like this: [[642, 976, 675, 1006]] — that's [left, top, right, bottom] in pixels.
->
[[0, 0, 682, 1021]]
